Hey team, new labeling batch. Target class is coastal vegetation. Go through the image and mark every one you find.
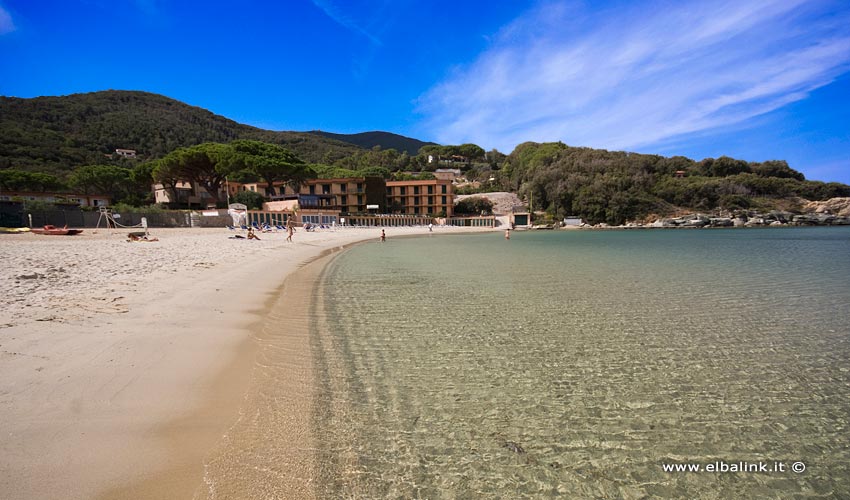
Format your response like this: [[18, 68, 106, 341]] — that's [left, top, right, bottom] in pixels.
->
[[453, 196, 494, 216], [2, 90, 849, 223], [501, 142, 850, 225]]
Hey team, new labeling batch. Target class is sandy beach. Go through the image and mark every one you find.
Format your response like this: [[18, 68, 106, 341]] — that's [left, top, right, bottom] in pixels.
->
[[0, 225, 492, 500]]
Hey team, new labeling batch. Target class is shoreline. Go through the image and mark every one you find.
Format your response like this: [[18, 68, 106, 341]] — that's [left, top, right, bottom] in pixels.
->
[[0, 225, 494, 500]]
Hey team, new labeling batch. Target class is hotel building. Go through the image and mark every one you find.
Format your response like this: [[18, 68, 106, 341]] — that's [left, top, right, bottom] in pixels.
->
[[385, 179, 454, 217]]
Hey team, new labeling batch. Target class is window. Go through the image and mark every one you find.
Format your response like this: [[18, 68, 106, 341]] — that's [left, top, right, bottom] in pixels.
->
[[400, 187, 406, 195], [428, 186, 434, 194], [357, 183, 364, 192], [442, 195, 447, 205], [414, 186, 420, 195], [428, 196, 434, 205], [441, 185, 447, 194], [322, 184, 331, 194], [309, 185, 316, 195], [340, 195, 347, 205], [340, 184, 347, 193], [300, 195, 320, 208], [357, 195, 363, 204], [414, 196, 420, 206], [321, 215, 337, 225], [302, 215, 319, 224]]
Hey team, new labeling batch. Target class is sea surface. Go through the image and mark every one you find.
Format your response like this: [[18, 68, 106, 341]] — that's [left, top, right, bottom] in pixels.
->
[[310, 227, 850, 498]]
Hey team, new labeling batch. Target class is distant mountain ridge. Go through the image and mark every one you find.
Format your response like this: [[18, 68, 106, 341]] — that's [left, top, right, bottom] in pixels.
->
[[307, 130, 436, 156], [0, 90, 433, 175]]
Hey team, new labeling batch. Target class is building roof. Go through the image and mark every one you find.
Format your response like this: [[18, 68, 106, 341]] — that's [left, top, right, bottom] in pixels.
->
[[386, 179, 451, 186]]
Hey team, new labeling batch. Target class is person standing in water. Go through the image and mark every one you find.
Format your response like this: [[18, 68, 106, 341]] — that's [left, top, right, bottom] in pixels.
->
[[505, 228, 510, 240], [380, 229, 386, 242]]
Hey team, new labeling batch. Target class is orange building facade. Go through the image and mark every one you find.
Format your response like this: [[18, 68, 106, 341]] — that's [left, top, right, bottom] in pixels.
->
[[385, 179, 454, 217]]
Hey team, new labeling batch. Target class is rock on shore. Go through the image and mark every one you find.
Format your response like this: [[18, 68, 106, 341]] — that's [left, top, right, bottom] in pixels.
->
[[803, 197, 850, 217]]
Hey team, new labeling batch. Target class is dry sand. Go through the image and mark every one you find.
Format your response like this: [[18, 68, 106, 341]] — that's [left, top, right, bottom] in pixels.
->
[[0, 224, 493, 500]]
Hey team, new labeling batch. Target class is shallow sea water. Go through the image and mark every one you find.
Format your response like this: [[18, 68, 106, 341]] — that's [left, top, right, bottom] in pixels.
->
[[311, 227, 850, 498]]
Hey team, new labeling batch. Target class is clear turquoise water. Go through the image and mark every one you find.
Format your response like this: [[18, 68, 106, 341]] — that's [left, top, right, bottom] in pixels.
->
[[312, 228, 850, 498]]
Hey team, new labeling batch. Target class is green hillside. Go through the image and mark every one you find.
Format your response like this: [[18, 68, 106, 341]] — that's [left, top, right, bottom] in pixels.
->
[[501, 142, 850, 225], [308, 130, 436, 156], [0, 90, 362, 175]]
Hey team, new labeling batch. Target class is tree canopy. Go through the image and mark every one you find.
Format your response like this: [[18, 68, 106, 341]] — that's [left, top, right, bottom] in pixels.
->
[[0, 169, 64, 192], [454, 196, 494, 215], [419, 144, 486, 161], [231, 190, 266, 210], [69, 164, 131, 196], [154, 143, 239, 205], [230, 139, 311, 196]]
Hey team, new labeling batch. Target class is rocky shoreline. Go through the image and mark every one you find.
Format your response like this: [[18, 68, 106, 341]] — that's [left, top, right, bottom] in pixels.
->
[[590, 197, 850, 229], [645, 211, 850, 228], [523, 197, 850, 230]]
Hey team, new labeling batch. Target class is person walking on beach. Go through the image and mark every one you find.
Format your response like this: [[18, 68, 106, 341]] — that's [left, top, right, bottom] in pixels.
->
[[380, 229, 386, 242], [428, 223, 433, 232], [286, 219, 294, 242], [505, 228, 510, 240]]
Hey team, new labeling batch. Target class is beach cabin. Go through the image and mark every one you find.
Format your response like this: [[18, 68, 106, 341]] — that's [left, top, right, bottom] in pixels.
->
[[512, 213, 529, 226]]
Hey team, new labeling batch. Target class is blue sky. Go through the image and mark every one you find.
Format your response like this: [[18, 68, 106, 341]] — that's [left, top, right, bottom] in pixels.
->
[[1, 0, 849, 184]]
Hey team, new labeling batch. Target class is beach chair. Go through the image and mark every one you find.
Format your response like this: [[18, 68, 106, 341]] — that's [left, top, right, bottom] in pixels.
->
[[240, 224, 249, 230], [226, 225, 236, 231]]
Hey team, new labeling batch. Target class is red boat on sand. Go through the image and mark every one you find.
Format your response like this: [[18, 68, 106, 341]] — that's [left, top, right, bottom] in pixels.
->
[[31, 225, 84, 236]]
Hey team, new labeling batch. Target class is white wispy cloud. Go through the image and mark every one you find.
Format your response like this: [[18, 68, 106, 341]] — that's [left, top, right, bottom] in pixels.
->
[[310, 0, 382, 45], [417, 0, 850, 153], [0, 4, 15, 35]]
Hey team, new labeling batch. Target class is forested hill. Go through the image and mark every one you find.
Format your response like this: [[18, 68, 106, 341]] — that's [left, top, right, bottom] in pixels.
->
[[501, 141, 850, 225], [308, 130, 436, 156], [0, 90, 363, 175]]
